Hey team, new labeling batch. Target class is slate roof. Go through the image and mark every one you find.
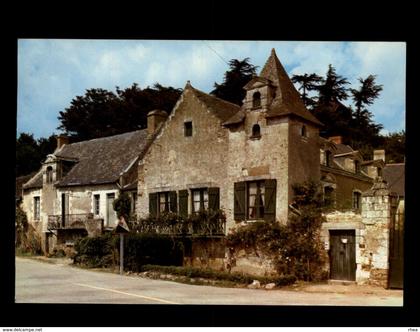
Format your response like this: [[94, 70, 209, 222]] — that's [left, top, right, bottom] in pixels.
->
[[24, 129, 153, 189], [55, 130, 151, 187], [334, 144, 354, 156], [16, 173, 37, 196], [189, 85, 241, 122], [22, 170, 43, 190], [260, 49, 323, 126], [383, 163, 405, 197]]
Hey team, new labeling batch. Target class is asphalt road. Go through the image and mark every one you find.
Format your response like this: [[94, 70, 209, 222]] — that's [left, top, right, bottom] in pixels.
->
[[15, 257, 403, 306]]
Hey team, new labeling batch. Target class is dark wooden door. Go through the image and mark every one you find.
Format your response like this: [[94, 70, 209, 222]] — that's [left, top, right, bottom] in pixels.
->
[[389, 209, 404, 289], [61, 193, 69, 227], [330, 230, 356, 281]]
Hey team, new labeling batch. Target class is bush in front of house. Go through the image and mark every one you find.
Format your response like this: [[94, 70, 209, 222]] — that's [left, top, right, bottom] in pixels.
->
[[117, 233, 184, 272], [73, 232, 185, 270]]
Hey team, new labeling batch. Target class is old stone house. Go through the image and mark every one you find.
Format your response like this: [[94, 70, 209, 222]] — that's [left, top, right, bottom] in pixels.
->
[[21, 128, 161, 254], [137, 49, 322, 231], [19, 48, 404, 287]]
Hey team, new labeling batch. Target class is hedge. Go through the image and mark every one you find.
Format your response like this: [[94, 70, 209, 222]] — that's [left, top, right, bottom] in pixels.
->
[[73, 233, 184, 270]]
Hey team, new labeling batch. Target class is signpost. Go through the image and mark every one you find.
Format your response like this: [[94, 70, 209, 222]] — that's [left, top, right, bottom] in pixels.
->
[[115, 216, 130, 275]]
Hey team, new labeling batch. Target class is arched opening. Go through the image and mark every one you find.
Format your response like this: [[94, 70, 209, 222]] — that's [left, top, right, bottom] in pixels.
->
[[252, 91, 261, 108], [252, 124, 261, 138], [46, 166, 53, 184]]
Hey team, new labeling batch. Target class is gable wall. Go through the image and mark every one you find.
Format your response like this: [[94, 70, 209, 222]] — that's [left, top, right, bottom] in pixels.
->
[[137, 89, 230, 220]]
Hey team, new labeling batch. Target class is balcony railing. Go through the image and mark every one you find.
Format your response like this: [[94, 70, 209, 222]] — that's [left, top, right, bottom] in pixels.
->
[[47, 213, 93, 230]]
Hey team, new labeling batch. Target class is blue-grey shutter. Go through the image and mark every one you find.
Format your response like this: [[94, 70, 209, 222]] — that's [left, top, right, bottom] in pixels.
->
[[208, 187, 220, 211], [149, 193, 158, 218], [179, 190, 189, 218], [264, 179, 277, 221], [234, 182, 246, 221], [169, 191, 177, 213]]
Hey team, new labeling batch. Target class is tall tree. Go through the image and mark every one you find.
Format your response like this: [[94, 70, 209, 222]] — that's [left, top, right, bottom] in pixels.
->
[[58, 84, 182, 141], [316, 64, 350, 104], [211, 58, 258, 105], [350, 75, 383, 122], [291, 73, 323, 108], [16, 133, 57, 177]]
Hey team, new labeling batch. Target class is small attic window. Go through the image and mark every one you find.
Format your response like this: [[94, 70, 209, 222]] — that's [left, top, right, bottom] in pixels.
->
[[252, 91, 261, 108], [251, 124, 261, 138], [300, 125, 308, 137], [184, 121, 192, 137]]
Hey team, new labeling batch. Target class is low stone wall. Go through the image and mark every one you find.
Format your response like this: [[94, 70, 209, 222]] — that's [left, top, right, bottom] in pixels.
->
[[183, 237, 226, 270], [228, 249, 277, 277]]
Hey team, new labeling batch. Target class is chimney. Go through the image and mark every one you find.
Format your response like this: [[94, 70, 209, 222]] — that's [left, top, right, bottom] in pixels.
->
[[147, 110, 168, 135], [328, 136, 342, 145], [56, 134, 69, 149], [373, 149, 386, 162]]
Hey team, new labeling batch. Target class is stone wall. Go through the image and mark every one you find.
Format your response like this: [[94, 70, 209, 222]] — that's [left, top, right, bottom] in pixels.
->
[[322, 178, 397, 287]]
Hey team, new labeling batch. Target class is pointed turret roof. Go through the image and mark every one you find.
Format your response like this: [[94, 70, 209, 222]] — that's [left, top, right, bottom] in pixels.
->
[[260, 48, 323, 126]]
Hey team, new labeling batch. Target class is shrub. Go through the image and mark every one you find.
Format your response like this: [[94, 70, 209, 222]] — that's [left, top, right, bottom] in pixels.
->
[[73, 233, 185, 271]]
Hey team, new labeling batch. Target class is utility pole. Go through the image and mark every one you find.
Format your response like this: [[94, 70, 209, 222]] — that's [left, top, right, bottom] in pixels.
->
[[120, 233, 124, 275]]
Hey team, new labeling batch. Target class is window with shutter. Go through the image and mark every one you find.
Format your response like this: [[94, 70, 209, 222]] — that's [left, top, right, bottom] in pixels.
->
[[179, 190, 189, 218], [208, 187, 220, 211], [264, 179, 277, 221], [149, 193, 158, 218], [234, 182, 246, 221]]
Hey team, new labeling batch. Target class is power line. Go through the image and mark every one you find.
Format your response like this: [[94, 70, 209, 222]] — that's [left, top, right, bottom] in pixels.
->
[[201, 40, 229, 66]]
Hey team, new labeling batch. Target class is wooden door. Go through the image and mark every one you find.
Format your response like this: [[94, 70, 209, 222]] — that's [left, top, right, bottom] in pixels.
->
[[330, 230, 356, 281], [61, 193, 69, 227], [106, 193, 117, 227]]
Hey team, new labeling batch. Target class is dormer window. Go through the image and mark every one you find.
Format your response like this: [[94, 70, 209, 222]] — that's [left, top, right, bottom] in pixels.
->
[[252, 91, 261, 108], [251, 124, 261, 138], [46, 166, 53, 184]]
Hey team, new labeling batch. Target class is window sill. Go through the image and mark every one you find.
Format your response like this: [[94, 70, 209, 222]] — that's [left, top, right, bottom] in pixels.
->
[[249, 135, 261, 140]]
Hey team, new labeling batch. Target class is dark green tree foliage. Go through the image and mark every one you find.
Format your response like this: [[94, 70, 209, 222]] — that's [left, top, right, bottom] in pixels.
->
[[16, 133, 57, 176], [113, 192, 132, 221], [211, 58, 258, 105], [58, 83, 182, 141], [291, 73, 323, 108], [347, 75, 384, 158], [316, 64, 350, 104], [381, 130, 405, 163]]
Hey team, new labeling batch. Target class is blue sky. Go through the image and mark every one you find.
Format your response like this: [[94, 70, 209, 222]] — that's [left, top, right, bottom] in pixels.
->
[[17, 40, 406, 139]]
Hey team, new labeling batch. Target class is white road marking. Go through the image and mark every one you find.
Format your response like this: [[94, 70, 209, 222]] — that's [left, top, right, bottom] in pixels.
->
[[73, 283, 180, 304]]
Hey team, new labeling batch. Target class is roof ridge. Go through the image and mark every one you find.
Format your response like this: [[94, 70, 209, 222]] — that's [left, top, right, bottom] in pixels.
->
[[63, 129, 147, 147], [190, 86, 241, 109]]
